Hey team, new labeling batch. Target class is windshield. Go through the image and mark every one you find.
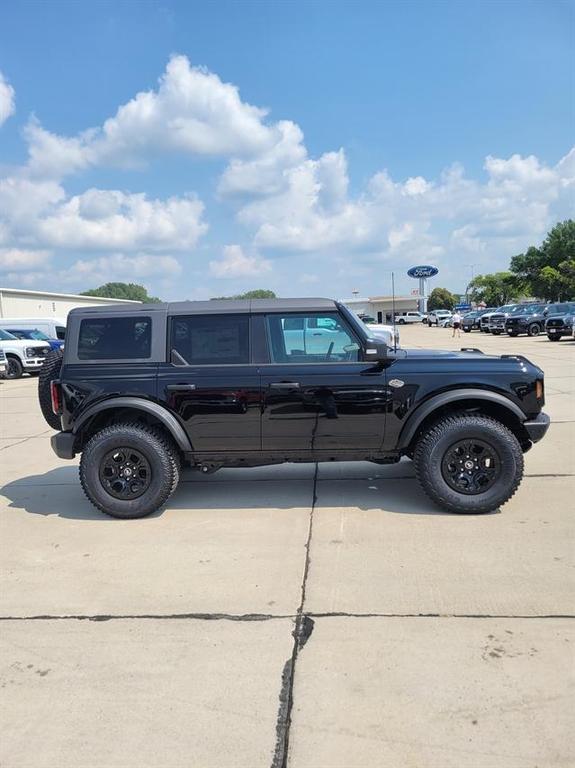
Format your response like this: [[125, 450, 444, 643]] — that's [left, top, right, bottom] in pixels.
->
[[547, 303, 575, 315], [340, 304, 371, 342], [7, 329, 51, 340], [0, 328, 17, 340], [521, 304, 545, 315]]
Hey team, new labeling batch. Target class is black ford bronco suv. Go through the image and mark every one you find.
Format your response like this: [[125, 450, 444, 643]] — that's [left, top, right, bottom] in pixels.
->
[[42, 298, 550, 519]]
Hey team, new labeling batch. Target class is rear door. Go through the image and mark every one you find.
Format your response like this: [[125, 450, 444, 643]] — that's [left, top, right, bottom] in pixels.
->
[[158, 313, 261, 451], [260, 311, 387, 452]]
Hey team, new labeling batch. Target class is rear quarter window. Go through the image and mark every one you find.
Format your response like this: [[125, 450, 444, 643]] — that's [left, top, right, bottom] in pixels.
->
[[78, 317, 152, 360]]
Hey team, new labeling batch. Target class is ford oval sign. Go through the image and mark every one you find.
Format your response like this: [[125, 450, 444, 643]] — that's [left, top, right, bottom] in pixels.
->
[[407, 265, 439, 279]]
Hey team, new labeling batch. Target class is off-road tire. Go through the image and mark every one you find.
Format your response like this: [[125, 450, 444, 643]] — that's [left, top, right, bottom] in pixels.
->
[[527, 323, 540, 337], [38, 348, 63, 429], [80, 423, 181, 519], [413, 413, 524, 514], [5, 355, 23, 379]]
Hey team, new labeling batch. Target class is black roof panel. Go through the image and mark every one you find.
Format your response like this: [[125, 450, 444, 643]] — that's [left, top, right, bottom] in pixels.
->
[[69, 298, 338, 316]]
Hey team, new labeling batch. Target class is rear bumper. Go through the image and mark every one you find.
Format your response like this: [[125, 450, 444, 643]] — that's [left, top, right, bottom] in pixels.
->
[[51, 431, 76, 459], [523, 412, 550, 443]]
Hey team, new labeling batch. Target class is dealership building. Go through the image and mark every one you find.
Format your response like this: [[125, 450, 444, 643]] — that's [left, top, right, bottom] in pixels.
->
[[0, 288, 139, 319], [341, 295, 421, 324]]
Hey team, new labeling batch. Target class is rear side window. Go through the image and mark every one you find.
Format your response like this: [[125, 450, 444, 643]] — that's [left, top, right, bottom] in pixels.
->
[[171, 314, 249, 365], [78, 317, 151, 360], [56, 326, 66, 339]]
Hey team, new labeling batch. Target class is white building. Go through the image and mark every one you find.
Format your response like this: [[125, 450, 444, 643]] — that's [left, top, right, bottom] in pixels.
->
[[0, 288, 140, 319], [341, 295, 421, 324]]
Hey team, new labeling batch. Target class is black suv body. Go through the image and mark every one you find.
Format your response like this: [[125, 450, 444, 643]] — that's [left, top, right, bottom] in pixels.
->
[[545, 302, 575, 340], [46, 298, 549, 518], [504, 303, 548, 337]]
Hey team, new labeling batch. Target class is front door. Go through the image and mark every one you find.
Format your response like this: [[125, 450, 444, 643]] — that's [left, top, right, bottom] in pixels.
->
[[158, 313, 260, 451], [260, 311, 387, 452]]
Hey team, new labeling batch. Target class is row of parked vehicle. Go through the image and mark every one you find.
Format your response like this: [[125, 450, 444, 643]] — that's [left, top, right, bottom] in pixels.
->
[[462, 302, 575, 340], [0, 317, 66, 379], [423, 303, 574, 341]]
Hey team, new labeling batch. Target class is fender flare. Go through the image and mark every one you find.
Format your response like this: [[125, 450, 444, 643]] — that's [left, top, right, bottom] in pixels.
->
[[397, 388, 526, 450], [72, 397, 192, 452]]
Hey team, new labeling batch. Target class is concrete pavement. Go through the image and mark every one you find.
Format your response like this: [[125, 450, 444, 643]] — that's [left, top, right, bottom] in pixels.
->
[[1, 325, 573, 767]]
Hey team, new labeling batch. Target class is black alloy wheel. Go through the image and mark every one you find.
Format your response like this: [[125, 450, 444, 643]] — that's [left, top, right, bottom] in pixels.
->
[[99, 447, 152, 500], [527, 323, 540, 337], [441, 439, 500, 495]]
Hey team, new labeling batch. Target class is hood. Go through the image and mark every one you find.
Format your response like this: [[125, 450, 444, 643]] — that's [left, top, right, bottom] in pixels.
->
[[392, 347, 541, 373], [0, 338, 51, 350]]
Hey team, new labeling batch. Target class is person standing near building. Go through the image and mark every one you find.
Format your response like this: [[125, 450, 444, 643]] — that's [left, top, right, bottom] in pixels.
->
[[452, 310, 462, 337]]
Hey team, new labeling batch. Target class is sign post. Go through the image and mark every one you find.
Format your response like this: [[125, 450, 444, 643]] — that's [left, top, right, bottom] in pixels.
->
[[407, 265, 439, 313]]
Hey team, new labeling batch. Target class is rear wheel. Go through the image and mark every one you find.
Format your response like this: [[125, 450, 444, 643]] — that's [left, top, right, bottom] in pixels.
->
[[463, 328, 471, 333], [413, 414, 523, 514], [547, 333, 560, 341], [507, 331, 518, 337], [527, 323, 540, 337], [80, 423, 180, 519], [38, 348, 63, 429], [5, 355, 23, 379]]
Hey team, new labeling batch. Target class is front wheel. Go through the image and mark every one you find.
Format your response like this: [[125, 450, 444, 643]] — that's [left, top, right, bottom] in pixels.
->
[[547, 334, 560, 341], [80, 423, 180, 519], [5, 356, 23, 379], [413, 414, 524, 514], [463, 328, 471, 333], [527, 323, 540, 337], [398, 318, 405, 324]]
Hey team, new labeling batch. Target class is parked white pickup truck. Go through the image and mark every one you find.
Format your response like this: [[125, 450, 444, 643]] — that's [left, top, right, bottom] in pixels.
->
[[0, 328, 51, 379], [395, 311, 426, 324]]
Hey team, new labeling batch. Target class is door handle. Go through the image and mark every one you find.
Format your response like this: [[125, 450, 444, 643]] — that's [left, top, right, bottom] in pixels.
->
[[269, 382, 300, 389], [166, 383, 196, 391]]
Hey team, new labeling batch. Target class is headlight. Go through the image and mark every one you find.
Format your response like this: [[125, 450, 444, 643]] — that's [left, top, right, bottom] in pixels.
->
[[25, 347, 36, 357]]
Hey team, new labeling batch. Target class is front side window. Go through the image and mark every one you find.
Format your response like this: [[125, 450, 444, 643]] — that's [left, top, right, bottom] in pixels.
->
[[78, 316, 151, 360], [266, 312, 360, 363], [171, 314, 249, 365], [56, 326, 66, 340]]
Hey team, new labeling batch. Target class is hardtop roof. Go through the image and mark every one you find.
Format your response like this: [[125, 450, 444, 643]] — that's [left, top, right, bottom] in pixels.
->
[[68, 297, 339, 317]]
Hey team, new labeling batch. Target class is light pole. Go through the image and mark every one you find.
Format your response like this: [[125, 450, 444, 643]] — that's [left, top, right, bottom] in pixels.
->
[[465, 264, 477, 304]]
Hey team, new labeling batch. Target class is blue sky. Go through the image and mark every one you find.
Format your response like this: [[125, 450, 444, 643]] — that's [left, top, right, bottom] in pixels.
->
[[0, 0, 573, 300]]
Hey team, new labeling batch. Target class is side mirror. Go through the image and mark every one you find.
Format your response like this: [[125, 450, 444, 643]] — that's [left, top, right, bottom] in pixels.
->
[[364, 338, 388, 361]]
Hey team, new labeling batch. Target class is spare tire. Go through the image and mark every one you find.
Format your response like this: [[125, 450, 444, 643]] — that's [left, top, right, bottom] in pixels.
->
[[38, 348, 63, 430]]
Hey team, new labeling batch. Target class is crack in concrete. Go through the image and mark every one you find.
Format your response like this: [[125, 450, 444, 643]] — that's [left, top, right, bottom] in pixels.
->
[[271, 463, 318, 768], [0, 612, 295, 622]]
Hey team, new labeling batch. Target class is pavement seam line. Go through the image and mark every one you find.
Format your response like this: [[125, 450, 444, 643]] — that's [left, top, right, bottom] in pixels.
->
[[0, 613, 295, 622], [271, 461, 318, 768]]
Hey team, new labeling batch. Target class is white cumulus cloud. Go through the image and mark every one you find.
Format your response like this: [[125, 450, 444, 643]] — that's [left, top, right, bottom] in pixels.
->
[[0, 248, 51, 270], [0, 72, 15, 126], [209, 244, 271, 278], [37, 189, 207, 251]]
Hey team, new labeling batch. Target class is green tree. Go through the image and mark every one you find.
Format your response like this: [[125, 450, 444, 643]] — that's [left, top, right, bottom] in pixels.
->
[[427, 287, 457, 311], [510, 220, 575, 299], [467, 272, 524, 307], [211, 289, 277, 300], [82, 282, 161, 303]]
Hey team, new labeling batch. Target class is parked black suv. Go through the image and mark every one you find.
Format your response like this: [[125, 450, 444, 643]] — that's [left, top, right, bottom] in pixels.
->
[[505, 303, 548, 337], [545, 302, 575, 341], [461, 308, 495, 333], [43, 299, 549, 519]]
